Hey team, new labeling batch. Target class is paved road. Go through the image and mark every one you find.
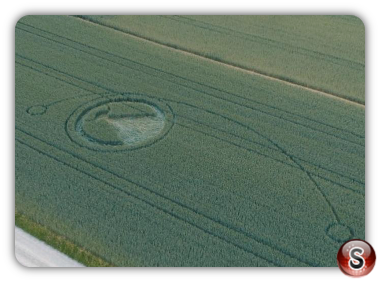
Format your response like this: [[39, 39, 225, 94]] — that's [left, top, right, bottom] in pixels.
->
[[15, 227, 84, 267]]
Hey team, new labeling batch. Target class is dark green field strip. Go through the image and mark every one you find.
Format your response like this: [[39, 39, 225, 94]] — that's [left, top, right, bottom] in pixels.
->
[[15, 119, 366, 266], [71, 16, 365, 105], [15, 96, 366, 268], [15, 16, 365, 266], [16, 128, 308, 266], [16, 56, 365, 195], [16, 107, 364, 264], [16, 18, 364, 139], [16, 83, 360, 266]]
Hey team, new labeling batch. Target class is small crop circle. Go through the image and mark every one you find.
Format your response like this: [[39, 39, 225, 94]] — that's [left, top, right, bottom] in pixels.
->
[[326, 223, 353, 243], [27, 105, 47, 115], [66, 94, 174, 152]]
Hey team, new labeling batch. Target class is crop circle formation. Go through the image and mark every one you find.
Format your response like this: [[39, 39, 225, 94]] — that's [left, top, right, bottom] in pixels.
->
[[66, 94, 174, 152]]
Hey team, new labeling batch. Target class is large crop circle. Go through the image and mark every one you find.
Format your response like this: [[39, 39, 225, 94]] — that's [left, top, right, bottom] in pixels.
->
[[66, 94, 174, 152]]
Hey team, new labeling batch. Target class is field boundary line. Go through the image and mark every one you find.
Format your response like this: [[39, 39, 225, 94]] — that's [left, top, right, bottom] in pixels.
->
[[16, 23, 365, 141], [74, 16, 365, 108], [20, 20, 363, 142]]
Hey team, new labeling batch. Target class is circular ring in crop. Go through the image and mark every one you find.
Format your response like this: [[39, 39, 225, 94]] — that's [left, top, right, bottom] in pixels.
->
[[66, 94, 174, 152], [326, 223, 354, 243], [27, 105, 47, 115]]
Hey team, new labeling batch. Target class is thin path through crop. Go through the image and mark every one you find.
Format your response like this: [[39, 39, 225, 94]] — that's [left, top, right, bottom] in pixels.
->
[[74, 16, 365, 108]]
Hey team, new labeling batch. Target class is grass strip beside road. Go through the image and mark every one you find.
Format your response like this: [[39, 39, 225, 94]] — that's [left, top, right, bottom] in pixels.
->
[[15, 212, 114, 267]]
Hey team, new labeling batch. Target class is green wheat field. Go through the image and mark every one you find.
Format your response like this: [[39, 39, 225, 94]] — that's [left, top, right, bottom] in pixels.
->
[[15, 15, 365, 267]]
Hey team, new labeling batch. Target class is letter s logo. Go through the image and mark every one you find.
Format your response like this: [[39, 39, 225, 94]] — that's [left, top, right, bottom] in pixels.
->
[[349, 247, 365, 270]]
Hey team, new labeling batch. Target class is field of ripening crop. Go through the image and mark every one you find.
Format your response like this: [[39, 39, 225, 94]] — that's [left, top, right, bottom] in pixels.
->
[[15, 15, 365, 267]]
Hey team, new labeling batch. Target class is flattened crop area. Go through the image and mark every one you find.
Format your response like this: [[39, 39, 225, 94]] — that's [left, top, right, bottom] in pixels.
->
[[15, 16, 365, 266]]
